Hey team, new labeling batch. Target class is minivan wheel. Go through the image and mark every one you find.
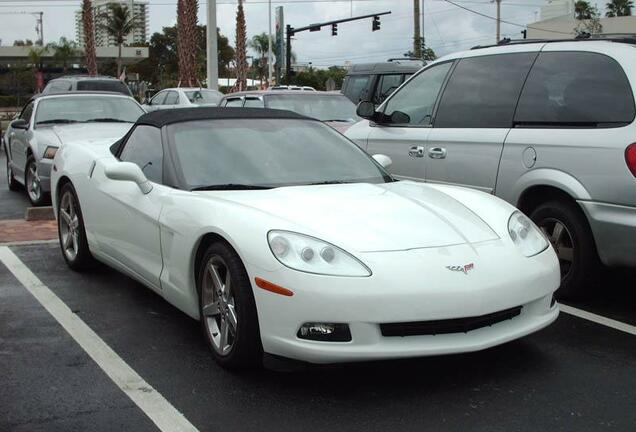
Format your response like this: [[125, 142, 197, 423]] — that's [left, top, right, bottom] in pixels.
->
[[530, 200, 599, 299]]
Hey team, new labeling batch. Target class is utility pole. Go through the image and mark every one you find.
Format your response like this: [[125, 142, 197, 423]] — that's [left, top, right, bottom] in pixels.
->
[[496, 0, 501, 43], [421, 0, 425, 54], [413, 0, 421, 58], [207, 0, 219, 90], [267, 0, 272, 86]]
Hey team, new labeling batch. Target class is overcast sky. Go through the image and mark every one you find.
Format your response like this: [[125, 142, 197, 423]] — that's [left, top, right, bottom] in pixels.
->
[[0, 0, 606, 67]]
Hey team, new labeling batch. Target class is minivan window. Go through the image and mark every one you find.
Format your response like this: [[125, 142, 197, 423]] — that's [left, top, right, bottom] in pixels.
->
[[383, 62, 452, 126], [434, 53, 537, 128], [344, 75, 371, 103], [374, 74, 403, 104], [514, 52, 635, 127], [77, 80, 131, 96], [224, 98, 243, 107]]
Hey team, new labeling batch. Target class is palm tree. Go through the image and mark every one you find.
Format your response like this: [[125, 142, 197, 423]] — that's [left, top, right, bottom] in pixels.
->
[[606, 0, 633, 16], [46, 37, 80, 72], [177, 0, 199, 87], [233, 0, 248, 92], [575, 0, 593, 19], [82, 0, 98, 76], [249, 33, 269, 83], [101, 3, 136, 78]]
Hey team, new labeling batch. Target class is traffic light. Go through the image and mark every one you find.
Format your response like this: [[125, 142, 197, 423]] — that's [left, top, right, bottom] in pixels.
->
[[372, 15, 381, 31], [331, 23, 338, 36]]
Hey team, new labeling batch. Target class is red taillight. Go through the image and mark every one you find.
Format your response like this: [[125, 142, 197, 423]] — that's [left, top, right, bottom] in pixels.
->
[[627, 143, 636, 178]]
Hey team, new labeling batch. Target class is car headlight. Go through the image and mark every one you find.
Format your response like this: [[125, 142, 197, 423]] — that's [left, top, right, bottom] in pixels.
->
[[267, 230, 371, 277], [508, 211, 549, 257], [43, 146, 58, 159]]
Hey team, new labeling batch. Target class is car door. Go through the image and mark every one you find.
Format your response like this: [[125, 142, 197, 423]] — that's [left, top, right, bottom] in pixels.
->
[[425, 52, 538, 193], [8, 101, 35, 182], [365, 61, 454, 182], [89, 125, 167, 289]]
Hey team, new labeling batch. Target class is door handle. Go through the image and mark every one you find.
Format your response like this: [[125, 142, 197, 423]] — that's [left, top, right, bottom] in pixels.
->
[[408, 146, 425, 158], [428, 147, 447, 159]]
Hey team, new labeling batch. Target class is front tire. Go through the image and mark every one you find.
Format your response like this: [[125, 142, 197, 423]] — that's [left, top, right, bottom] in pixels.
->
[[25, 155, 48, 206], [58, 183, 96, 271], [530, 200, 599, 299], [197, 241, 262, 370]]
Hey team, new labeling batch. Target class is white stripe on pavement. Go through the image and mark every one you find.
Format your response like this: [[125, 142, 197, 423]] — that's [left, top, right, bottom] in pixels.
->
[[0, 246, 199, 432], [560, 304, 636, 336]]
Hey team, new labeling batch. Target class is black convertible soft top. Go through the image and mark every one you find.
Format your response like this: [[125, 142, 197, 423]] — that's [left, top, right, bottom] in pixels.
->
[[136, 107, 311, 128]]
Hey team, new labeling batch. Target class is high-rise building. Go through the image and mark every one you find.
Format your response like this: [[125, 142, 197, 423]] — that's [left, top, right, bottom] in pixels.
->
[[75, 0, 149, 48]]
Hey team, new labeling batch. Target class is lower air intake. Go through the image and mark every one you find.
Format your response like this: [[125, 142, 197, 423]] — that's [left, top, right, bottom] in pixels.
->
[[380, 306, 522, 337]]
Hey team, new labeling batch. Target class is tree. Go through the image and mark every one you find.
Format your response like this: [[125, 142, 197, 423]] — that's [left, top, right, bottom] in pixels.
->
[[290, 66, 348, 90], [249, 33, 269, 84], [177, 0, 199, 86], [574, 3, 603, 35], [404, 46, 437, 61], [232, 0, 248, 92], [82, 0, 98, 76], [47, 37, 80, 72], [101, 3, 136, 77], [606, 0, 633, 16], [28, 47, 45, 69], [128, 25, 234, 88], [575, 0, 593, 19], [13, 40, 34, 47]]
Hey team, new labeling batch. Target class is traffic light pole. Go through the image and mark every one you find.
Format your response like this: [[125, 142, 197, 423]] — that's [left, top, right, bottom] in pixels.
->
[[285, 11, 391, 84]]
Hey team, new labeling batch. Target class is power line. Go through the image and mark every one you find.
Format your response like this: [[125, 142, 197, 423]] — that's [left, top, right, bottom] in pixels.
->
[[442, 0, 573, 35]]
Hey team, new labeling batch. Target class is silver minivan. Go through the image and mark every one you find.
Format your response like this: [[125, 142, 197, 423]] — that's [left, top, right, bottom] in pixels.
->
[[346, 38, 636, 298]]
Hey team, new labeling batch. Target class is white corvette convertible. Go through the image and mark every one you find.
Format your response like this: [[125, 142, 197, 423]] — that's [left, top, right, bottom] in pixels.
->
[[51, 108, 560, 369]]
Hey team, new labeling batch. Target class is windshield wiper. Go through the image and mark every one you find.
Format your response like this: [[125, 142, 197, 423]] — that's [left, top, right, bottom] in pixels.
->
[[322, 119, 353, 122], [36, 119, 79, 125], [88, 118, 130, 123], [307, 180, 353, 185], [191, 184, 273, 191]]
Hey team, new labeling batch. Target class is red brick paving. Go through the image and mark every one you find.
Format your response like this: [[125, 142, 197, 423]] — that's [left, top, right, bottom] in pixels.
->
[[0, 219, 58, 243]]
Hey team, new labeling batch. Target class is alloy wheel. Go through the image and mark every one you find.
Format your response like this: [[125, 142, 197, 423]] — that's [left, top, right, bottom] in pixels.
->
[[201, 255, 238, 355], [539, 217, 574, 279], [59, 191, 80, 262], [26, 162, 41, 202]]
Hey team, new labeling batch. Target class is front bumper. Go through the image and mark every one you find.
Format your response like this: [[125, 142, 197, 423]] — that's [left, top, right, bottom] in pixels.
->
[[579, 200, 636, 267], [249, 240, 560, 364]]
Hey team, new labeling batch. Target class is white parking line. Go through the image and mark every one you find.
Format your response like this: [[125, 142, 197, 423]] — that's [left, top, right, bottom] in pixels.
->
[[560, 304, 636, 336], [0, 246, 199, 432]]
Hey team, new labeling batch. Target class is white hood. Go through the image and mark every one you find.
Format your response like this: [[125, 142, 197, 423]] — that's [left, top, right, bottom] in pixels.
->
[[199, 181, 500, 252], [48, 123, 133, 147]]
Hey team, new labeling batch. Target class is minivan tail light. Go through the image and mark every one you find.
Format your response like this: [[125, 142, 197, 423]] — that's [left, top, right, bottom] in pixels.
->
[[626, 143, 636, 178]]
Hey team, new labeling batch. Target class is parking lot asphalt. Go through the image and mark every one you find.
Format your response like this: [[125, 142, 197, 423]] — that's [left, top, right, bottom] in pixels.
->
[[2, 242, 635, 432]]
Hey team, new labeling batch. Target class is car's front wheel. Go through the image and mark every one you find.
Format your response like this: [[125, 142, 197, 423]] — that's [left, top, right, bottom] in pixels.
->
[[197, 241, 262, 369], [6, 154, 19, 191], [530, 200, 599, 299], [25, 156, 48, 206], [58, 183, 96, 271]]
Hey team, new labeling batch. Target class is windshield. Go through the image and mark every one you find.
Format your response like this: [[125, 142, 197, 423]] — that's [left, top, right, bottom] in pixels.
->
[[76, 80, 132, 96], [264, 94, 360, 122], [185, 89, 222, 105], [170, 119, 391, 190], [35, 96, 145, 126]]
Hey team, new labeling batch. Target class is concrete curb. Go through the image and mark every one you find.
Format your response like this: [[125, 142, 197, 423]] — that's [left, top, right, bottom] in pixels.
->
[[25, 206, 55, 221]]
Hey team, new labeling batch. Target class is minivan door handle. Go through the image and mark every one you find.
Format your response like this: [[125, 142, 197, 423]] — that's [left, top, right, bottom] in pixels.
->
[[408, 146, 425, 158], [428, 147, 447, 159]]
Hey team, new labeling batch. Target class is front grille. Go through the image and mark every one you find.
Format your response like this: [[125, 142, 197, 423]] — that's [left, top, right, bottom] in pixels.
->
[[380, 306, 522, 337]]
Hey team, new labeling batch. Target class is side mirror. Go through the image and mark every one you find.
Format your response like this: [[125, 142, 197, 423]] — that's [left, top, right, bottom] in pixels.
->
[[390, 111, 410, 124], [103, 161, 153, 194], [373, 154, 392, 169], [11, 119, 28, 130], [356, 101, 376, 120]]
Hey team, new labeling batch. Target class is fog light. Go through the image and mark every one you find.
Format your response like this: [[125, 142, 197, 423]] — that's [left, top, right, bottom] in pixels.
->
[[297, 322, 351, 342]]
